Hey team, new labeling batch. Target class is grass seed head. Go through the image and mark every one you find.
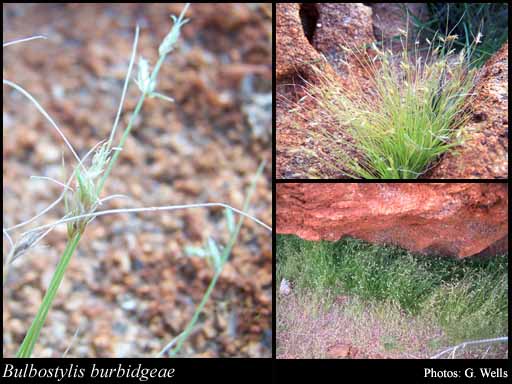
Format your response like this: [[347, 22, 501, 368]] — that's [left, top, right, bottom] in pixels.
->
[[158, 3, 190, 57], [136, 57, 156, 95], [65, 142, 111, 237]]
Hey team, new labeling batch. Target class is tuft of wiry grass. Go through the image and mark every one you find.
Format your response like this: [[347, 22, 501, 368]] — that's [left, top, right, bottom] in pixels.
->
[[277, 235, 508, 353], [288, 21, 480, 179], [4, 4, 271, 358]]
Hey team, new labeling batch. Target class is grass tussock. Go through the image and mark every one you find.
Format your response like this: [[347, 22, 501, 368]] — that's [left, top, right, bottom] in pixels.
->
[[289, 25, 480, 179], [277, 235, 508, 358]]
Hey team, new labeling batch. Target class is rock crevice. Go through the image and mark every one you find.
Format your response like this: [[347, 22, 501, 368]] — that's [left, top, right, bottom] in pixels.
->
[[299, 4, 319, 45]]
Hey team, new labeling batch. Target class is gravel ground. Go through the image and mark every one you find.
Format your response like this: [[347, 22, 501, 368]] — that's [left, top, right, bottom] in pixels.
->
[[3, 3, 272, 357], [277, 293, 508, 359]]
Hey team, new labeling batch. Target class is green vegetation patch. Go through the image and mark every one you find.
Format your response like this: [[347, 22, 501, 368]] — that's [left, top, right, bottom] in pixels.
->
[[277, 234, 508, 343], [414, 3, 509, 68]]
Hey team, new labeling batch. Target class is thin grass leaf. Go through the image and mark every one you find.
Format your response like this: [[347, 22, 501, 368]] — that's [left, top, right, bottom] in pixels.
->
[[207, 237, 222, 272], [225, 208, 235, 234], [185, 246, 207, 258], [16, 232, 82, 357], [3, 35, 47, 47], [165, 161, 266, 357], [3, 79, 83, 169]]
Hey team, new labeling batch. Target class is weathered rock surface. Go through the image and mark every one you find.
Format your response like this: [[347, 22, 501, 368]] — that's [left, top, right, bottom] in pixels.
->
[[276, 3, 323, 81], [313, 3, 373, 71], [277, 183, 508, 258], [427, 42, 509, 179], [276, 3, 373, 83], [371, 3, 429, 40], [276, 3, 374, 179]]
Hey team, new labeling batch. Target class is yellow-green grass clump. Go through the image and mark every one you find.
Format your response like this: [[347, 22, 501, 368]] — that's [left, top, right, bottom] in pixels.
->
[[293, 30, 479, 179]]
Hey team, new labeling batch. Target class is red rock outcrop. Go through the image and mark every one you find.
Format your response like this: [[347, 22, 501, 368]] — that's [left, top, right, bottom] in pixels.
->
[[276, 3, 323, 81], [276, 3, 342, 84], [277, 183, 508, 258], [276, 3, 374, 84], [276, 3, 374, 179], [312, 3, 373, 71]]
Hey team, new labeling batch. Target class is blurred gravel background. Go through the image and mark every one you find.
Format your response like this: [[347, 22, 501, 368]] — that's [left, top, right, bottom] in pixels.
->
[[3, 3, 272, 357]]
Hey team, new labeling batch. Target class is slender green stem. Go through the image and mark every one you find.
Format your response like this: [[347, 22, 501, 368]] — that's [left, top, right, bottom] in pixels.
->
[[16, 24, 173, 359], [97, 53, 167, 194], [15, 4, 256, 358], [167, 161, 265, 356], [97, 94, 146, 193], [16, 232, 82, 357], [168, 268, 223, 356]]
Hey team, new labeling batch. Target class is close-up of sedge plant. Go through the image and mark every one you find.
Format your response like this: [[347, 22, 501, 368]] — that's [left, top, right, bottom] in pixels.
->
[[3, 3, 271, 358], [289, 14, 481, 179]]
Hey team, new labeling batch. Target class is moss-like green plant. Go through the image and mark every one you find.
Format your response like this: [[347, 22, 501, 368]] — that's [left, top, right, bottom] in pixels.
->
[[290, 22, 480, 179]]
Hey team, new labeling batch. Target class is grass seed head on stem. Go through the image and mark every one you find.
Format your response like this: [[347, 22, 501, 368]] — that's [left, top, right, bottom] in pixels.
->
[[65, 142, 111, 237], [158, 3, 190, 57]]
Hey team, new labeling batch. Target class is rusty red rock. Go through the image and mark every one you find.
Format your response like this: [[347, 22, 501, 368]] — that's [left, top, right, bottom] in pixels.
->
[[277, 183, 508, 258]]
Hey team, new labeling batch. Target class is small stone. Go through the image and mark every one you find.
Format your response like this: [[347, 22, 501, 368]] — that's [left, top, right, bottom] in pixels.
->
[[112, 250, 132, 273], [119, 295, 137, 311], [279, 278, 291, 296], [326, 343, 353, 358]]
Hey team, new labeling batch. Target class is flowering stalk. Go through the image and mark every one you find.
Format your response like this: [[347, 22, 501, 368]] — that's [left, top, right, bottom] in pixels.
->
[[97, 3, 190, 193], [164, 161, 265, 357], [15, 3, 191, 358]]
